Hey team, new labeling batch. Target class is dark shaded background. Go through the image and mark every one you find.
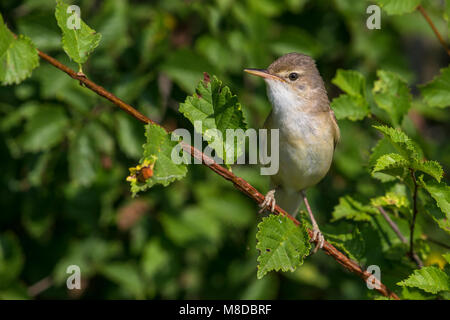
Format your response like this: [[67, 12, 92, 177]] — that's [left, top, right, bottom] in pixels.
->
[[0, 0, 449, 299]]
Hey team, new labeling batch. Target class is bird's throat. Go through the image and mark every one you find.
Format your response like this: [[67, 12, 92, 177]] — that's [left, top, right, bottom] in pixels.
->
[[266, 80, 305, 116]]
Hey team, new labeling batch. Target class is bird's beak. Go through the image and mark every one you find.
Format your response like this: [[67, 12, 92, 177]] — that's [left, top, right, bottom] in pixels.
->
[[244, 69, 284, 82]]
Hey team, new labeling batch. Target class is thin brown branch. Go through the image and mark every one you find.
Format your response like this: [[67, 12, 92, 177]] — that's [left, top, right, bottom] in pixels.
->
[[377, 206, 423, 268], [422, 234, 450, 250], [377, 206, 407, 243], [27, 276, 53, 297], [409, 170, 420, 263], [35, 49, 400, 300], [417, 5, 450, 56]]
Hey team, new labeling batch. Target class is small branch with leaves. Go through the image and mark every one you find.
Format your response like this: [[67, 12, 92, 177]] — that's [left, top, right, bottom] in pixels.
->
[[417, 5, 450, 56], [36, 48, 399, 299], [2, 0, 450, 300], [377, 206, 423, 268]]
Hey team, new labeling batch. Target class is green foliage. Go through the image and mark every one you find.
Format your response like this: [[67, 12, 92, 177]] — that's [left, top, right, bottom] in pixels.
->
[[377, 0, 421, 15], [128, 124, 187, 196], [373, 125, 423, 161], [446, 1, 450, 34], [421, 190, 450, 235], [420, 65, 450, 108], [330, 95, 369, 121], [398, 266, 450, 294], [179, 75, 247, 165], [0, 14, 39, 85], [325, 227, 365, 261], [19, 105, 68, 153], [372, 70, 411, 127], [413, 161, 444, 183], [55, 0, 101, 67], [1, 0, 449, 301], [100, 263, 145, 299], [372, 153, 409, 177], [332, 196, 377, 222], [372, 125, 444, 182], [420, 179, 450, 215], [256, 215, 310, 279], [0, 232, 24, 286], [371, 190, 409, 209], [331, 69, 369, 121], [369, 137, 398, 182], [68, 126, 98, 186], [332, 69, 366, 97]]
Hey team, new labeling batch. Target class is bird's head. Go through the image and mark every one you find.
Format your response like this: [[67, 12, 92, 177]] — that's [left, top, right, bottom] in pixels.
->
[[244, 53, 328, 112]]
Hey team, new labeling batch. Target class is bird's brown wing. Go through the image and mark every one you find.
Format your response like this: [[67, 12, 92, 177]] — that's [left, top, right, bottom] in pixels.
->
[[330, 109, 340, 149]]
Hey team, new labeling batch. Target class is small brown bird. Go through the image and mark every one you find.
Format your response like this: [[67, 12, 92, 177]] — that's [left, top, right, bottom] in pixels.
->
[[245, 53, 340, 252]]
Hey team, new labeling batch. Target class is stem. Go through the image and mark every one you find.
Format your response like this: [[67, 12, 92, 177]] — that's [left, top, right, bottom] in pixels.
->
[[417, 5, 450, 56], [27, 276, 53, 297], [422, 235, 450, 250], [377, 206, 423, 268], [377, 206, 407, 243], [35, 49, 400, 300], [409, 169, 420, 262]]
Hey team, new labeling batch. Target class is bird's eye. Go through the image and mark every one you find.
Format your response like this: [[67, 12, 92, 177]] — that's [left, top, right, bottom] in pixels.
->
[[288, 72, 299, 81]]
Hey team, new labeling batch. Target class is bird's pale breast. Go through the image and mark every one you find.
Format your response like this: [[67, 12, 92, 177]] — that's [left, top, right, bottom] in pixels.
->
[[265, 111, 335, 191]]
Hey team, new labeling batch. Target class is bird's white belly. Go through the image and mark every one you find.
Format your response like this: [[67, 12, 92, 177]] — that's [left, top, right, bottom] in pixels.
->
[[267, 113, 334, 191]]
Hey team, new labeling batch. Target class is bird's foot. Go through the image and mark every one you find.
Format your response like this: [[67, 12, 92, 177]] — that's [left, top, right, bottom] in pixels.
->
[[259, 190, 276, 214], [310, 225, 325, 254]]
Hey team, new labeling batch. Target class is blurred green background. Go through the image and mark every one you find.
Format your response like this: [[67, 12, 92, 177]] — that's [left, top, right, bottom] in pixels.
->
[[0, 0, 449, 299]]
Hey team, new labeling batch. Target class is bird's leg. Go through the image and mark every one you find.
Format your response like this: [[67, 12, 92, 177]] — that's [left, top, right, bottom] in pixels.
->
[[302, 191, 324, 253], [259, 189, 276, 214]]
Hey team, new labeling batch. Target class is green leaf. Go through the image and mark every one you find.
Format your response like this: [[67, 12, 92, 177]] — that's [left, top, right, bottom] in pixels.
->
[[141, 239, 169, 279], [69, 127, 98, 186], [256, 215, 310, 279], [53, 238, 122, 284], [22, 197, 54, 238], [331, 196, 377, 222], [397, 266, 450, 294], [372, 153, 409, 174], [179, 75, 247, 165], [270, 27, 323, 58], [372, 70, 411, 127], [400, 286, 435, 300], [443, 253, 450, 264], [161, 49, 215, 93], [115, 112, 144, 159], [100, 262, 145, 299], [373, 125, 423, 161], [377, 0, 421, 15], [420, 65, 450, 108], [372, 126, 441, 182], [420, 178, 450, 215], [421, 189, 450, 235], [369, 137, 398, 182], [128, 124, 187, 196], [0, 14, 39, 85], [85, 122, 114, 155], [55, 0, 101, 65], [445, 1, 450, 35], [330, 94, 369, 121], [161, 206, 222, 246], [325, 227, 365, 261], [330, 69, 369, 121], [369, 137, 396, 166], [331, 69, 366, 97], [20, 105, 69, 153], [413, 160, 443, 183], [0, 232, 24, 286], [28, 152, 52, 187], [371, 191, 409, 208]]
